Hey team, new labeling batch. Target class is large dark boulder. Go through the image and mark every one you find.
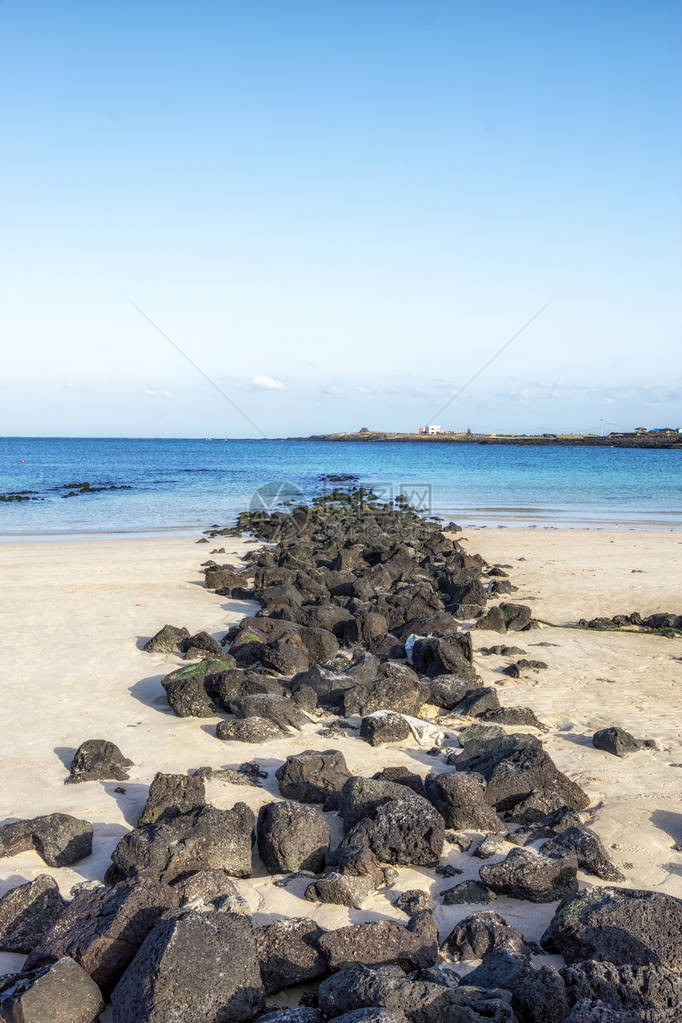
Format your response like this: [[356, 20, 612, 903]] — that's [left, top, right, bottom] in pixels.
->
[[340, 777, 422, 831], [254, 917, 328, 995], [343, 797, 445, 867], [137, 772, 206, 827], [108, 803, 255, 883], [216, 716, 286, 743], [319, 913, 438, 971], [0, 957, 104, 1023], [541, 827, 625, 881], [111, 907, 264, 1022], [561, 959, 682, 1012], [257, 801, 330, 873], [143, 624, 189, 653], [343, 677, 429, 717], [66, 739, 133, 783], [0, 875, 66, 954], [162, 657, 235, 717], [228, 693, 308, 731], [441, 911, 529, 961], [424, 772, 503, 832], [24, 878, 180, 995], [0, 813, 93, 867], [479, 847, 579, 903], [276, 750, 352, 805], [411, 635, 475, 678], [542, 887, 682, 969], [466, 948, 570, 1023], [361, 713, 411, 746]]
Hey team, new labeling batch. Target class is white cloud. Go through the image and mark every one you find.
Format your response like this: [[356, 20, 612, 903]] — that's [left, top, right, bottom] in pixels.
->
[[252, 376, 284, 390], [143, 388, 174, 399]]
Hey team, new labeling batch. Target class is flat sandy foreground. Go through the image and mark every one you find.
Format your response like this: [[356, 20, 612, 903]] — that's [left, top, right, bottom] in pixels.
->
[[1, 525, 681, 1010]]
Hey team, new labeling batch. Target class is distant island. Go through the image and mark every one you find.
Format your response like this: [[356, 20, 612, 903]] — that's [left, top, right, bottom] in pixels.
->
[[294, 427, 682, 449]]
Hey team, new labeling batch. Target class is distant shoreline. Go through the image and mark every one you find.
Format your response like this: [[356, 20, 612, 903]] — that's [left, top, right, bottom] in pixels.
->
[[292, 431, 682, 449]]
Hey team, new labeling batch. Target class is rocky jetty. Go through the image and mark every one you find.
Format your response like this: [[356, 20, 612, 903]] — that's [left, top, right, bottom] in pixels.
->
[[0, 488, 677, 1022]]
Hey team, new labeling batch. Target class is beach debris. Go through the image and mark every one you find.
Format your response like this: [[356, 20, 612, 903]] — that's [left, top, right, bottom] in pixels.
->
[[66, 739, 133, 784], [0, 874, 66, 954], [592, 726, 657, 757], [0, 813, 93, 867]]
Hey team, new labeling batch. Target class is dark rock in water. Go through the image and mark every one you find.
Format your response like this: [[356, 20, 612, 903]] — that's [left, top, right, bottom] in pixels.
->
[[257, 801, 330, 873], [486, 706, 548, 731], [0, 957, 104, 1022], [0, 813, 93, 867], [24, 878, 180, 995], [143, 624, 189, 654], [465, 948, 569, 1023], [343, 676, 429, 717], [372, 766, 424, 794], [541, 826, 625, 881], [441, 880, 495, 905], [425, 772, 503, 832], [411, 635, 475, 679], [340, 777, 423, 831], [561, 959, 682, 1012], [254, 917, 328, 994], [228, 693, 309, 731], [0, 874, 66, 954], [395, 889, 434, 915], [276, 749, 352, 805], [592, 727, 656, 757], [111, 907, 264, 1023], [217, 716, 286, 743], [181, 630, 224, 660], [441, 910, 529, 961], [136, 771, 206, 827], [108, 803, 255, 883], [361, 713, 411, 746], [479, 846, 579, 903], [453, 687, 500, 718], [343, 796, 445, 867], [319, 913, 438, 971], [66, 739, 133, 783], [542, 887, 682, 969]]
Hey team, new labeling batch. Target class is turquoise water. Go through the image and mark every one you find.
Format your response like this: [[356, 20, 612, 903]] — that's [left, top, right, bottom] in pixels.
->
[[0, 437, 680, 536]]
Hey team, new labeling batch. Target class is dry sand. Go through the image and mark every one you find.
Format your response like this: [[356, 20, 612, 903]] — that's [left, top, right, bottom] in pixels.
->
[[1, 527, 681, 996]]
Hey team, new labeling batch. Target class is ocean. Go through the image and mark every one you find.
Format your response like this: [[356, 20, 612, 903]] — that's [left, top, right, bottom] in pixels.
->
[[1, 436, 680, 537]]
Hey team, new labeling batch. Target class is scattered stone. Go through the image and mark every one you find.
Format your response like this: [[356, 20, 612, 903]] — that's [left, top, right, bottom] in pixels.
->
[[542, 887, 682, 969], [0, 957, 104, 1023], [0, 875, 66, 954], [395, 889, 434, 916], [257, 801, 330, 873], [111, 907, 264, 1022], [0, 814, 93, 867], [480, 846, 579, 902], [143, 624, 189, 654], [66, 739, 133, 783], [217, 716, 286, 743], [592, 727, 657, 758], [360, 713, 411, 746], [276, 749, 352, 805], [441, 880, 494, 905], [441, 910, 529, 960]]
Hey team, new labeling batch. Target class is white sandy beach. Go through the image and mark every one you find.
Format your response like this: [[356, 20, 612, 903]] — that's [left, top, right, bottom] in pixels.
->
[[1, 526, 681, 998]]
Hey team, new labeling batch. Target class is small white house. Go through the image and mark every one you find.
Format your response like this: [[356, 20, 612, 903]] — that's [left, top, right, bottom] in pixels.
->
[[426, 424, 444, 435]]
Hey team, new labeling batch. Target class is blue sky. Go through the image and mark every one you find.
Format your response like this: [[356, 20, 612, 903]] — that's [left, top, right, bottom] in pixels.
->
[[1, 1, 680, 437]]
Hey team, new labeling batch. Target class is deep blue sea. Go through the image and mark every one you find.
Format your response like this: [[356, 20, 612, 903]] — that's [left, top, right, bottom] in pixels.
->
[[0, 437, 680, 537]]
